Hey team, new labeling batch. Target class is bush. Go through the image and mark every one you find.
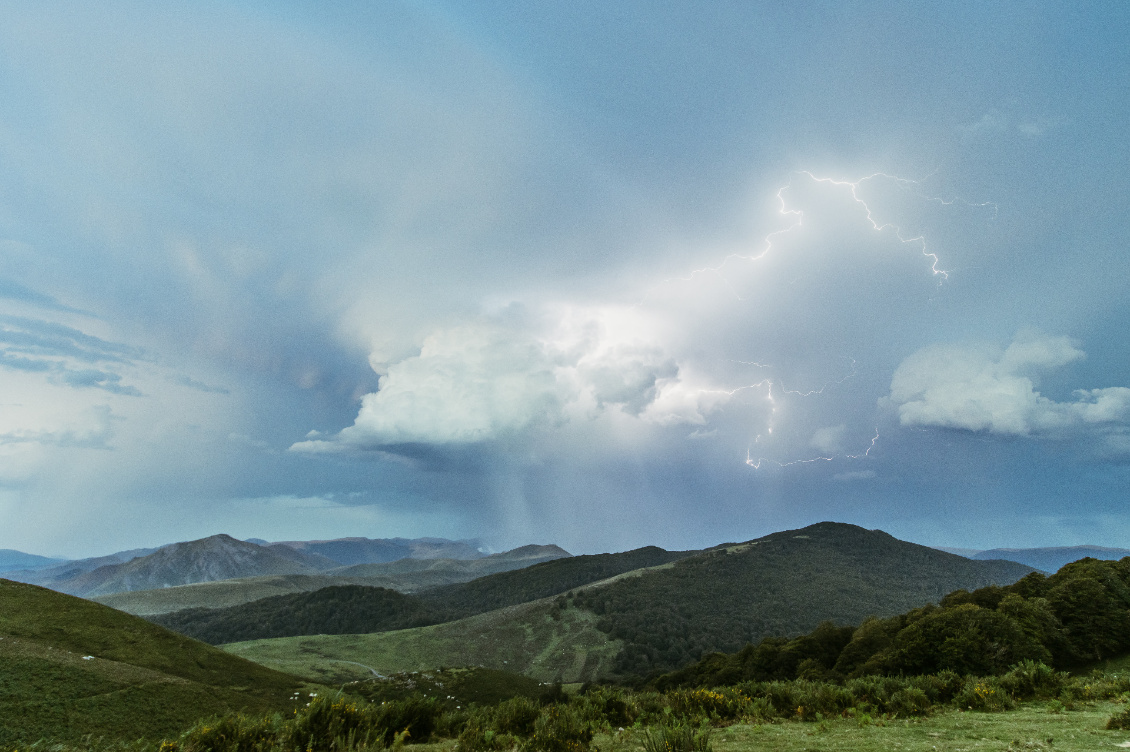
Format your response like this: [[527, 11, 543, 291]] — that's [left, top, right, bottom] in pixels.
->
[[282, 695, 376, 752], [491, 696, 542, 737], [886, 688, 930, 717], [520, 705, 593, 752], [998, 661, 1066, 701], [179, 713, 280, 752], [954, 677, 1015, 712], [1107, 706, 1130, 730], [642, 724, 711, 752], [369, 696, 442, 745], [665, 688, 748, 721]]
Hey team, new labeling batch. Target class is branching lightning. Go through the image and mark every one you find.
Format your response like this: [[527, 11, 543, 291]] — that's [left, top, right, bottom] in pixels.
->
[[657, 170, 996, 299], [745, 428, 879, 470], [642, 170, 993, 472]]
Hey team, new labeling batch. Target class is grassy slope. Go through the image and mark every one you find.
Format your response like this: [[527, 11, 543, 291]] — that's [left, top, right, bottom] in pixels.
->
[[224, 598, 621, 685], [0, 578, 304, 745], [222, 525, 1036, 685], [606, 703, 1125, 752]]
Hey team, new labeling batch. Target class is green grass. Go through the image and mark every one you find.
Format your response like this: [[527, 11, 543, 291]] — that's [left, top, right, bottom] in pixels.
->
[[656, 702, 1128, 752], [223, 599, 622, 684], [344, 666, 549, 706], [0, 579, 307, 746]]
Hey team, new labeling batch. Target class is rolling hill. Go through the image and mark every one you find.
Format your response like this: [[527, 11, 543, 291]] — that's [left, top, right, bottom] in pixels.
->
[[94, 543, 572, 615], [218, 522, 1036, 682], [152, 544, 686, 645], [564, 522, 1036, 675], [0, 578, 303, 746]]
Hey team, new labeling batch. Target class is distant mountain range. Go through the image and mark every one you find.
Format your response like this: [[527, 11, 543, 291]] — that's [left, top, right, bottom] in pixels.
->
[[932, 544, 1130, 571], [95, 544, 572, 615], [970, 545, 1130, 572], [268, 536, 484, 565], [0, 549, 67, 573], [1, 534, 499, 597]]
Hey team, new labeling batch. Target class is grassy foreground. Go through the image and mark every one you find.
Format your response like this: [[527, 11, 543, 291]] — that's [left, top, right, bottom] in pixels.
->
[[619, 703, 1128, 752], [0, 579, 305, 746], [224, 600, 622, 684]]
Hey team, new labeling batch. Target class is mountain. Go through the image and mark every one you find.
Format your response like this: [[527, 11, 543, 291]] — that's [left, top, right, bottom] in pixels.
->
[[0, 548, 67, 573], [94, 544, 573, 616], [972, 545, 1130, 572], [219, 522, 1036, 683], [3, 545, 160, 585], [48, 534, 338, 597], [568, 522, 1036, 675], [268, 536, 484, 566], [147, 545, 691, 646], [330, 544, 572, 578], [0, 578, 301, 746]]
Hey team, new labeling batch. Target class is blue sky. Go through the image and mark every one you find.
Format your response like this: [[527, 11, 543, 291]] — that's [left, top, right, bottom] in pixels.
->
[[1, 1, 1127, 557]]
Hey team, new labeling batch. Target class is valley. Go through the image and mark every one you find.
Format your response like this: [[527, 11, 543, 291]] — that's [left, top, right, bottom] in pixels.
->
[[2, 522, 1129, 750]]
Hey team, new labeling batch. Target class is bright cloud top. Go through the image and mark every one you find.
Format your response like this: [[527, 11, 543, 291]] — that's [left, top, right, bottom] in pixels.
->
[[293, 308, 686, 449], [887, 331, 1130, 442]]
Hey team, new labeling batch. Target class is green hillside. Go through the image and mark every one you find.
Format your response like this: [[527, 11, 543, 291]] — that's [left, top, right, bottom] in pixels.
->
[[218, 523, 1033, 684], [224, 599, 622, 684], [568, 522, 1035, 676], [151, 545, 692, 645], [0, 578, 304, 746], [414, 545, 694, 620], [150, 585, 435, 643]]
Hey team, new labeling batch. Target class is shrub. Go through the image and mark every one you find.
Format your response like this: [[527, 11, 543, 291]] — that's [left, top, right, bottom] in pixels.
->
[[282, 695, 375, 752], [521, 705, 593, 752], [665, 688, 748, 721], [179, 713, 280, 752], [491, 696, 542, 737], [954, 677, 1014, 712], [370, 696, 442, 745], [1107, 706, 1130, 730], [998, 661, 1066, 701], [886, 688, 930, 717], [642, 724, 711, 752]]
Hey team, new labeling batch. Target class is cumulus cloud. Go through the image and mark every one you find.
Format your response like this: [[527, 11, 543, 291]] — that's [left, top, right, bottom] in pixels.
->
[[292, 310, 694, 451], [886, 332, 1130, 440]]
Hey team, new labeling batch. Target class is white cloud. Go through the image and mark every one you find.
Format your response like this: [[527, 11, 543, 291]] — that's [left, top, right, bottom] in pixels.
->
[[292, 311, 692, 450], [886, 331, 1130, 440]]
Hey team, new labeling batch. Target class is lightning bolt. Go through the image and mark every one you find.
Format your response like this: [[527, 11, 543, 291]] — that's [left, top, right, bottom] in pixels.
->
[[745, 428, 880, 470], [653, 170, 996, 301], [645, 170, 993, 470]]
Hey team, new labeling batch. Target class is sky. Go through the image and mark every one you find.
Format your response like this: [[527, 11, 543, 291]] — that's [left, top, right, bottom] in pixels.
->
[[1, 1, 1128, 558]]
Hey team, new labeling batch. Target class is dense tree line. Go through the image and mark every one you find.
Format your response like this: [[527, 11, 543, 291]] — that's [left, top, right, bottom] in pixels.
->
[[650, 557, 1130, 689]]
